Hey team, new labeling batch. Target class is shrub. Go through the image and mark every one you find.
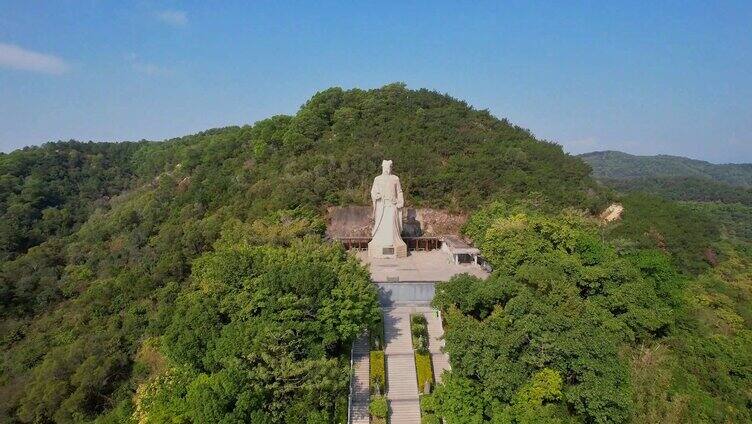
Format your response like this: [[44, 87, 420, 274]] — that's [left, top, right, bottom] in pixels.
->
[[370, 396, 389, 418], [421, 415, 440, 424], [411, 314, 427, 329], [370, 350, 386, 395], [415, 352, 434, 394], [420, 394, 437, 413], [411, 314, 429, 353], [370, 312, 385, 349]]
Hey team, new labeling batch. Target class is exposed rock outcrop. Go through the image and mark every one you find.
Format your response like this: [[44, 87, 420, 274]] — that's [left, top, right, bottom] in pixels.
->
[[599, 203, 624, 223]]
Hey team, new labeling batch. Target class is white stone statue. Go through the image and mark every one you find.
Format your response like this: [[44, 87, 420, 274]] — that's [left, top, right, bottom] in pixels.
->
[[368, 160, 407, 258]]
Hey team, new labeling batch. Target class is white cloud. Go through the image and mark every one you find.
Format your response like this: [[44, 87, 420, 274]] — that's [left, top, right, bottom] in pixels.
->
[[0, 42, 69, 74], [155, 10, 188, 27]]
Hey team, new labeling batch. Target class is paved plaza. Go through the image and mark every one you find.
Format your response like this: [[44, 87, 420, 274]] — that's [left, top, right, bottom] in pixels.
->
[[356, 250, 489, 283]]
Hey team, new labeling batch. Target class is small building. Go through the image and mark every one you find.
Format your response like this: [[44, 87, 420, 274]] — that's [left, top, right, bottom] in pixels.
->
[[440, 235, 481, 265]]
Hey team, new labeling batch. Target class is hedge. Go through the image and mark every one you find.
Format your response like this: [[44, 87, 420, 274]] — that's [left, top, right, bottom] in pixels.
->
[[370, 311, 385, 350], [420, 393, 439, 423], [415, 352, 434, 394], [420, 393, 437, 412], [410, 314, 429, 353], [421, 415, 440, 424], [370, 350, 386, 395], [370, 395, 389, 424]]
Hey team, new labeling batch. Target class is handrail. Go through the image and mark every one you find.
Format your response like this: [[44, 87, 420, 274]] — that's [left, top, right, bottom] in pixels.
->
[[346, 339, 355, 424]]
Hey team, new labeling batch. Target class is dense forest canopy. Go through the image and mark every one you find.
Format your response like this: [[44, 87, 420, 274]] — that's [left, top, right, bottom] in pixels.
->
[[0, 141, 148, 263], [685, 202, 752, 244], [429, 200, 751, 423], [1, 85, 749, 423], [422, 148, 752, 422], [0, 84, 613, 423], [602, 176, 752, 206], [434, 206, 674, 423]]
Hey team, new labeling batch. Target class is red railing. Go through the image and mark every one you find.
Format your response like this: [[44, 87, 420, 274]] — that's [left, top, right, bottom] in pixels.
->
[[335, 237, 442, 251]]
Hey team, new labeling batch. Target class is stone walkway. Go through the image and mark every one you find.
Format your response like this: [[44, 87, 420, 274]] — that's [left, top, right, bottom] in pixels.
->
[[424, 310, 451, 383], [350, 334, 370, 424], [384, 306, 421, 424]]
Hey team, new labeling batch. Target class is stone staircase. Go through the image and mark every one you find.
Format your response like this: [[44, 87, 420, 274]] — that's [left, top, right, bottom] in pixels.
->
[[384, 307, 421, 424], [350, 334, 370, 424], [424, 310, 451, 383]]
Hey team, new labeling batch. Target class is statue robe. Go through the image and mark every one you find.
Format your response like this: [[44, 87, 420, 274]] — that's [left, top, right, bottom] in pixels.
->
[[369, 174, 406, 256]]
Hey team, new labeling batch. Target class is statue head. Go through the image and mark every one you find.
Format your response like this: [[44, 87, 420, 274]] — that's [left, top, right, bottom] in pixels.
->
[[381, 160, 393, 175]]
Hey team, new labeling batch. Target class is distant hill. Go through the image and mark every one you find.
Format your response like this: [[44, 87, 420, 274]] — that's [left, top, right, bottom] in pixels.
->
[[580, 150, 752, 246], [603, 176, 752, 206], [579, 150, 752, 187]]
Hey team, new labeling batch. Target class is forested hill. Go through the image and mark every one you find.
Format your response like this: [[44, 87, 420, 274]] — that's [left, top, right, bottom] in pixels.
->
[[2, 84, 749, 424], [580, 150, 752, 187], [0, 141, 150, 263], [0, 84, 606, 423], [580, 150, 752, 214]]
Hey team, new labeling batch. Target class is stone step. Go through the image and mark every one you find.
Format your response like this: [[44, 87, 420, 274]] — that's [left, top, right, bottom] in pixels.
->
[[384, 306, 421, 424], [423, 310, 451, 384], [350, 333, 371, 424]]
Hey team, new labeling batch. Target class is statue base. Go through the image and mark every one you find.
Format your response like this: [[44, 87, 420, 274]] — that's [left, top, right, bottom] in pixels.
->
[[368, 239, 407, 259]]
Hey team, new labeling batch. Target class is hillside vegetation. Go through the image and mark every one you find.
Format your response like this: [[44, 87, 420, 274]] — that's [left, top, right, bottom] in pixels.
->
[[685, 202, 752, 245], [1, 85, 748, 423], [430, 200, 751, 423], [423, 148, 751, 424], [0, 141, 148, 263], [0, 84, 606, 423], [603, 176, 752, 206], [581, 150, 752, 248]]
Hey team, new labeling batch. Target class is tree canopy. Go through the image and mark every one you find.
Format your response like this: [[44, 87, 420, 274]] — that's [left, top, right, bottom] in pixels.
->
[[430, 201, 751, 423]]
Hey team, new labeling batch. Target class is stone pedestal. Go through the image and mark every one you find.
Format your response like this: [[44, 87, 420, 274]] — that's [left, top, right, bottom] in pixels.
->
[[368, 237, 407, 259]]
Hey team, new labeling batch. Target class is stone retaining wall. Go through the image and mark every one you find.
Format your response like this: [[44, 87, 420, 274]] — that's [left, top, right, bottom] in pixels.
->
[[326, 206, 467, 239]]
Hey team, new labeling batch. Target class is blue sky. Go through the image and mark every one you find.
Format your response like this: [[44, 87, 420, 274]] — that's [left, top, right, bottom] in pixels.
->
[[1, 1, 750, 163]]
